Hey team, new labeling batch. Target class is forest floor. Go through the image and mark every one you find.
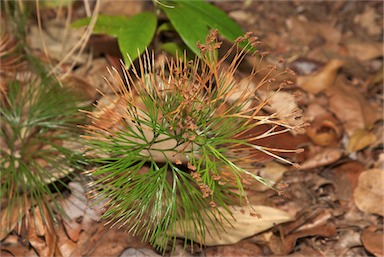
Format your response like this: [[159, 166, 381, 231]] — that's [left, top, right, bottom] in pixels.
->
[[1, 1, 383, 257]]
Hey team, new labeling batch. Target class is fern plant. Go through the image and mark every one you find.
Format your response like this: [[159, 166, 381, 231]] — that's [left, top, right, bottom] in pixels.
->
[[82, 30, 303, 252]]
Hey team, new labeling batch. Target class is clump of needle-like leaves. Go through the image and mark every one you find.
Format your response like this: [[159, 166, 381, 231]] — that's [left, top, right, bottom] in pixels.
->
[[82, 30, 303, 252], [0, 31, 84, 235]]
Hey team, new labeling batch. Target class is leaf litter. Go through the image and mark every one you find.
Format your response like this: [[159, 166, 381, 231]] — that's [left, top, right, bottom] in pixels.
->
[[1, 1, 383, 257]]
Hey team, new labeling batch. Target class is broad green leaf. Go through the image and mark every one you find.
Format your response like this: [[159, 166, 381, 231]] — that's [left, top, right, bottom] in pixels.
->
[[160, 0, 244, 56], [71, 13, 157, 65], [71, 15, 130, 36], [118, 13, 157, 65]]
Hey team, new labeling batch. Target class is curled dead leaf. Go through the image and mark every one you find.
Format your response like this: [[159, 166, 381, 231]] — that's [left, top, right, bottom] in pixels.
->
[[297, 59, 343, 94], [306, 113, 342, 146], [354, 169, 384, 216], [173, 205, 293, 246]]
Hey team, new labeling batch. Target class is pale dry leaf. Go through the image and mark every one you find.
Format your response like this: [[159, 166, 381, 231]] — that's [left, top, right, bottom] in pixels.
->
[[343, 39, 384, 61], [60, 182, 100, 242], [173, 205, 293, 246], [353, 7, 382, 36], [92, 94, 193, 163], [299, 147, 343, 170], [260, 90, 305, 134], [29, 21, 87, 64], [246, 161, 288, 191], [347, 128, 377, 152], [296, 59, 343, 94], [354, 169, 384, 216], [99, 1, 145, 16], [119, 248, 161, 257], [286, 17, 341, 47]]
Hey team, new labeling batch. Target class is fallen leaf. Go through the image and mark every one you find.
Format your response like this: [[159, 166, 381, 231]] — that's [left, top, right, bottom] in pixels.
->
[[306, 113, 342, 146], [27, 204, 57, 257], [288, 57, 324, 76], [260, 90, 306, 134], [299, 147, 343, 170], [347, 128, 377, 152], [205, 240, 263, 257], [60, 182, 100, 242], [331, 161, 365, 203], [174, 205, 293, 246], [353, 7, 382, 36], [361, 227, 384, 257], [286, 17, 341, 47], [99, 1, 144, 16], [343, 39, 383, 61], [0, 198, 30, 240], [246, 161, 288, 191], [297, 59, 343, 94], [119, 248, 162, 257], [354, 169, 384, 216], [269, 224, 337, 255], [326, 76, 382, 136]]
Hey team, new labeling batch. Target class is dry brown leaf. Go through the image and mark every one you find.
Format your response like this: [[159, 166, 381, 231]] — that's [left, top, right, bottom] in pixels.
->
[[296, 59, 343, 94], [299, 147, 343, 170], [119, 248, 162, 257], [27, 204, 58, 257], [60, 182, 100, 242], [354, 169, 384, 216], [343, 39, 383, 61], [347, 128, 377, 152], [361, 227, 384, 257], [326, 76, 382, 136], [269, 225, 337, 255], [29, 21, 87, 64], [286, 17, 341, 47], [0, 198, 30, 240], [99, 1, 144, 16], [331, 161, 365, 203], [353, 7, 382, 36], [260, 90, 306, 134], [246, 161, 288, 191], [205, 240, 263, 257], [174, 205, 293, 246], [306, 112, 342, 146]]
